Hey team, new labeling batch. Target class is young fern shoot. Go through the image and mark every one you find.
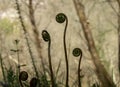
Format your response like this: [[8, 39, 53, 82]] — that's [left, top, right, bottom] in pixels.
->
[[73, 48, 82, 87], [56, 13, 69, 87], [42, 30, 55, 87], [19, 71, 39, 87], [19, 71, 28, 87]]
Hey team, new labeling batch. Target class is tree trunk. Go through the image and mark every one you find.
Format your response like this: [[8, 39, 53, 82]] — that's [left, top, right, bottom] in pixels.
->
[[117, 0, 120, 75], [73, 0, 116, 87]]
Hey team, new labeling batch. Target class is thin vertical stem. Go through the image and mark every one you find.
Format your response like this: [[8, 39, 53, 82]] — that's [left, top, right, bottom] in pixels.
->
[[72, 48, 82, 87], [63, 17, 69, 87], [48, 39, 55, 87], [16, 42, 20, 74], [42, 30, 55, 87], [56, 13, 69, 87], [29, 0, 46, 76], [78, 51, 82, 87], [15, 0, 39, 78]]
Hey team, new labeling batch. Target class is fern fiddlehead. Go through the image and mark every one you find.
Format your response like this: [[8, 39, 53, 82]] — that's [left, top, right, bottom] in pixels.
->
[[56, 13, 69, 87], [73, 48, 82, 87], [19, 71, 28, 87], [42, 30, 55, 87]]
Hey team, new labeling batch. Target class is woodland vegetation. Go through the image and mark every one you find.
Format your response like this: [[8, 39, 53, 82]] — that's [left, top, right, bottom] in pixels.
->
[[0, 0, 119, 87]]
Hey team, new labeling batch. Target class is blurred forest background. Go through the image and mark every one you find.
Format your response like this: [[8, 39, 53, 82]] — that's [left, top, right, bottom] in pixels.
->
[[0, 0, 119, 87]]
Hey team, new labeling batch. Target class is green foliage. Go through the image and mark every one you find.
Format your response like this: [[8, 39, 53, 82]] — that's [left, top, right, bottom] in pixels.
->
[[0, 62, 61, 87], [6, 67, 20, 87], [0, 18, 15, 34], [40, 75, 50, 87]]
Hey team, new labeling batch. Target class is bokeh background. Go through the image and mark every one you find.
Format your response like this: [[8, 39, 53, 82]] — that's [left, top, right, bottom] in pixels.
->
[[0, 0, 119, 86]]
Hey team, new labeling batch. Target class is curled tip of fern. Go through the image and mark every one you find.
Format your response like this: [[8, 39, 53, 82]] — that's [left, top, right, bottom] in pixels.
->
[[72, 48, 82, 57], [42, 30, 50, 42], [56, 13, 66, 23], [30, 77, 39, 87], [19, 71, 28, 81]]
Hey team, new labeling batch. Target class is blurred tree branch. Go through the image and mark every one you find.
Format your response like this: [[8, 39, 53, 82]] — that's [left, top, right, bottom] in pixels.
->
[[28, 0, 45, 74], [15, 0, 39, 78], [73, 0, 116, 87], [116, 0, 120, 75], [107, 0, 120, 75]]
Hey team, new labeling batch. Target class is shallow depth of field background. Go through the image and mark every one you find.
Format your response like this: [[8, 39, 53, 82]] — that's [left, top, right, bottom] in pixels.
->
[[0, 0, 119, 86]]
